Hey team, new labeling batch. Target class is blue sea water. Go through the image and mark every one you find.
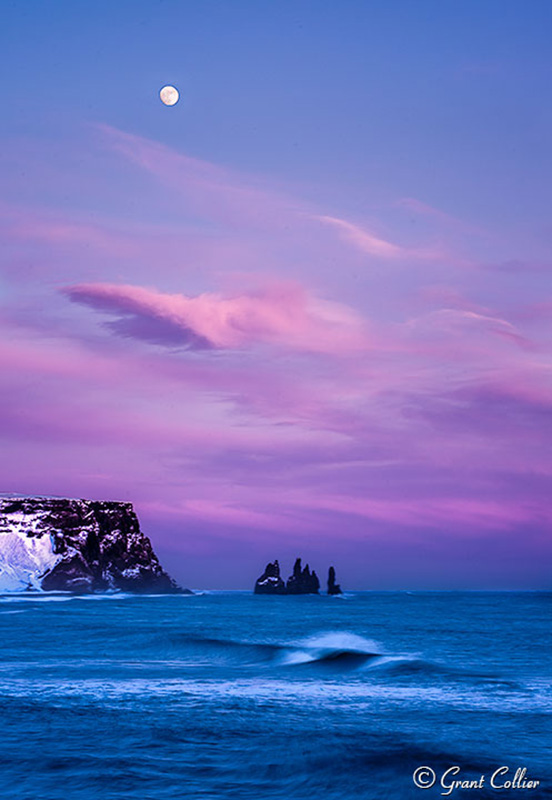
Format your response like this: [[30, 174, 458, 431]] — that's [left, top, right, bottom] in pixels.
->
[[0, 591, 550, 800]]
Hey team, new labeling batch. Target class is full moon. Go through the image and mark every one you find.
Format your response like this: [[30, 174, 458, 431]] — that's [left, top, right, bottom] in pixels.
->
[[159, 85, 179, 106]]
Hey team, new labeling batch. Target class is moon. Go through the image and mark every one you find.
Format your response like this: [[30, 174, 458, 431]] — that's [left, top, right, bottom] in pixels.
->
[[159, 85, 179, 106]]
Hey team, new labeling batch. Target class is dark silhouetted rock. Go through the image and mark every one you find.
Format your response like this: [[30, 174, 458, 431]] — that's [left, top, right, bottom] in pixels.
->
[[286, 558, 320, 595], [327, 566, 342, 595], [254, 560, 287, 594], [0, 496, 188, 594]]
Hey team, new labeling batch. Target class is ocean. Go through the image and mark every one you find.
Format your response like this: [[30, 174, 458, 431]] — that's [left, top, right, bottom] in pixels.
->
[[0, 591, 550, 799]]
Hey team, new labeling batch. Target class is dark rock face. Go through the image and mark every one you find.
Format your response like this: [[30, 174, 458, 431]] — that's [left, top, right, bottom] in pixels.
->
[[286, 558, 320, 594], [327, 566, 342, 595], [0, 496, 185, 594], [254, 560, 287, 594], [253, 558, 340, 595]]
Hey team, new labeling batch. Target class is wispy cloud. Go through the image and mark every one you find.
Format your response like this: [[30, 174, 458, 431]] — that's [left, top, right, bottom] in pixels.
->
[[96, 123, 301, 231], [395, 197, 488, 237], [314, 213, 447, 261], [314, 215, 406, 259]]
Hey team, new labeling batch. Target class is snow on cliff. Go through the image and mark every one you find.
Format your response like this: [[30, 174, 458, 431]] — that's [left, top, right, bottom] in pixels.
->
[[0, 509, 61, 591]]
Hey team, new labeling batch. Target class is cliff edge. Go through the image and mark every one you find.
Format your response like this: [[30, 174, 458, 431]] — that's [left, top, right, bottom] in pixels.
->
[[0, 496, 185, 594]]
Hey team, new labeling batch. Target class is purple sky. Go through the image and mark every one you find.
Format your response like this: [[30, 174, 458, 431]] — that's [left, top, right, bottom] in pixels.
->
[[1, 2, 551, 588]]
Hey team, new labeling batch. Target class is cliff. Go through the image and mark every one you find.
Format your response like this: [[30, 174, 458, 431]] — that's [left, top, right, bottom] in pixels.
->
[[0, 496, 185, 594]]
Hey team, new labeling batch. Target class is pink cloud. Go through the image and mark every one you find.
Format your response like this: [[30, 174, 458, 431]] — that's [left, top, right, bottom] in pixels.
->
[[97, 126, 452, 271], [96, 124, 301, 232], [314, 215, 405, 259], [2, 212, 133, 256], [404, 308, 534, 353], [63, 281, 368, 355], [314, 214, 448, 262], [284, 492, 552, 532], [395, 197, 488, 237]]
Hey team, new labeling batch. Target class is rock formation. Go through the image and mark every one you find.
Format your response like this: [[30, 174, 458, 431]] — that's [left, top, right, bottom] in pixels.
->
[[327, 566, 342, 595], [286, 558, 320, 594], [254, 557, 326, 595], [0, 496, 186, 594], [254, 559, 287, 594]]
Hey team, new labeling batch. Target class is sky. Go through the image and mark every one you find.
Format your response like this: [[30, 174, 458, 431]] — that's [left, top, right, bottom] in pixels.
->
[[1, 1, 551, 589]]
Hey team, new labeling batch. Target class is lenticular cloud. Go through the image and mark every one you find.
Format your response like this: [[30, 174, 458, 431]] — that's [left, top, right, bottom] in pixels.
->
[[63, 281, 367, 355]]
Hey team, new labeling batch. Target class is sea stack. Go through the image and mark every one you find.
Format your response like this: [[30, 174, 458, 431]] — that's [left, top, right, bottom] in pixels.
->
[[254, 560, 287, 594], [327, 566, 342, 595], [253, 558, 340, 595], [286, 558, 320, 594], [0, 496, 186, 594]]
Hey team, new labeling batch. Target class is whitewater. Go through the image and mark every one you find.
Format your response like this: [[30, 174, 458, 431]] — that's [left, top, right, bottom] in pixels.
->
[[0, 591, 550, 799]]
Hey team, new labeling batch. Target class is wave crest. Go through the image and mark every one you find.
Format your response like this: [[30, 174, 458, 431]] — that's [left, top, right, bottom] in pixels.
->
[[279, 632, 383, 666]]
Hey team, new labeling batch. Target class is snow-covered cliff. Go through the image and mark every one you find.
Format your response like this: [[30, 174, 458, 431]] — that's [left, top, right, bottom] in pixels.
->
[[0, 496, 183, 593]]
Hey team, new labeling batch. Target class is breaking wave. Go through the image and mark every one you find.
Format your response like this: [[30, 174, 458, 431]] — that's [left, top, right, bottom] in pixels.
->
[[169, 630, 522, 688]]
